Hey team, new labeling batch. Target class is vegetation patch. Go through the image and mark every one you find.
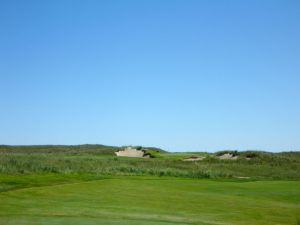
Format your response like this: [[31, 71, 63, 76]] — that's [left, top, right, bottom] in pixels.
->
[[0, 145, 299, 180], [0, 145, 299, 224]]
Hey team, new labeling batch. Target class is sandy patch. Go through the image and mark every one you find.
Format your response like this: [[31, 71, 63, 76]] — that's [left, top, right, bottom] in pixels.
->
[[217, 153, 238, 160], [183, 156, 206, 161], [115, 147, 147, 158]]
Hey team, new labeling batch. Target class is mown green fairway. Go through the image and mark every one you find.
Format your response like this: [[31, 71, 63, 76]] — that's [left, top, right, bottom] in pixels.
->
[[0, 176, 299, 225]]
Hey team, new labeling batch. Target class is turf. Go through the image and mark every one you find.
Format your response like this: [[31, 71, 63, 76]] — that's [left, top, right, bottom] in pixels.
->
[[0, 176, 299, 225]]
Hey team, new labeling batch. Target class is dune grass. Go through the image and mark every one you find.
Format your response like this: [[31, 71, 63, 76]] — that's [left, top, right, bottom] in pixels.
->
[[0, 151, 300, 179]]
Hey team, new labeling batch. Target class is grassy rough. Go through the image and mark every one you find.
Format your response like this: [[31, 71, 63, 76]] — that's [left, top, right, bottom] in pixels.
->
[[0, 145, 299, 179]]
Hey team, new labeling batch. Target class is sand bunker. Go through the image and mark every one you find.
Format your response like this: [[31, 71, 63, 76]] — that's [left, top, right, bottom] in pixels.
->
[[217, 153, 238, 160], [183, 156, 206, 161], [115, 147, 148, 158]]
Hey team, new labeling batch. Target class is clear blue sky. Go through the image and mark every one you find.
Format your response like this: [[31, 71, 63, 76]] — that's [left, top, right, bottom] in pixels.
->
[[1, 0, 299, 151]]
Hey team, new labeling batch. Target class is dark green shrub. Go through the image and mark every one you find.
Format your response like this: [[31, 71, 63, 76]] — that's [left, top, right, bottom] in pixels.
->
[[216, 150, 239, 156]]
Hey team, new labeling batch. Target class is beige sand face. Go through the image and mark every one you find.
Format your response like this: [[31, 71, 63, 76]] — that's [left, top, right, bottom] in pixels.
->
[[115, 147, 146, 158]]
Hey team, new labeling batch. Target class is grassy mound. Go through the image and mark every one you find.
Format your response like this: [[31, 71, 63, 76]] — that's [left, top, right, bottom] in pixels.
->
[[0, 145, 299, 180]]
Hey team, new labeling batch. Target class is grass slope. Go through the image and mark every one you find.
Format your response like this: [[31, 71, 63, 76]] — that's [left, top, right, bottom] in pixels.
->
[[0, 176, 299, 225], [0, 145, 300, 224]]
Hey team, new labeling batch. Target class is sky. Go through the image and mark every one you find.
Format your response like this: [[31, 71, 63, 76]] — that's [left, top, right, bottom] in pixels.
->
[[0, 0, 300, 152]]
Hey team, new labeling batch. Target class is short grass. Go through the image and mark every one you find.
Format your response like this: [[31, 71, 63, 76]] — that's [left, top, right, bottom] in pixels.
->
[[0, 175, 299, 225]]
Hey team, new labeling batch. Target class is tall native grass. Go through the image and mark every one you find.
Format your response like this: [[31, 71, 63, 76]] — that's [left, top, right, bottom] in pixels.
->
[[0, 149, 299, 179]]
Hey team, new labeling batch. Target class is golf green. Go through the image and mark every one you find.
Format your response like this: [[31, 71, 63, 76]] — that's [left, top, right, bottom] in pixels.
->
[[0, 176, 299, 225]]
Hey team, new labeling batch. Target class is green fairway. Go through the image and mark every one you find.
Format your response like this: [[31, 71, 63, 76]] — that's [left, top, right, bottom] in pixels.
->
[[0, 176, 299, 225]]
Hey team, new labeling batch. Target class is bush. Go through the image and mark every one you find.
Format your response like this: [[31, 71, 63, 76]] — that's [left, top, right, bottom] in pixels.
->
[[215, 150, 239, 157]]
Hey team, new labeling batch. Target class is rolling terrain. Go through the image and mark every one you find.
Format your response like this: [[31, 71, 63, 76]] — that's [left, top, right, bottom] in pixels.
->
[[0, 145, 299, 225]]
